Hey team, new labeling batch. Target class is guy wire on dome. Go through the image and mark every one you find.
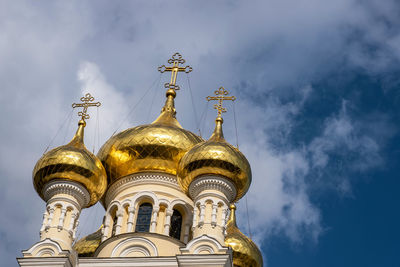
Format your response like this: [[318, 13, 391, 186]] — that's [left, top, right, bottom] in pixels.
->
[[111, 52, 193, 136]]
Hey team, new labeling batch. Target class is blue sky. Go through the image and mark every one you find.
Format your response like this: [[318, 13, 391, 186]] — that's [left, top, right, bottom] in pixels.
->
[[0, 1, 399, 266]]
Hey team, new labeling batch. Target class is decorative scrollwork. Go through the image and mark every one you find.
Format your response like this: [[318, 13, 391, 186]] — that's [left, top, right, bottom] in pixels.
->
[[72, 93, 101, 121], [164, 83, 180, 90], [167, 52, 186, 64], [157, 52, 192, 93], [206, 87, 236, 117]]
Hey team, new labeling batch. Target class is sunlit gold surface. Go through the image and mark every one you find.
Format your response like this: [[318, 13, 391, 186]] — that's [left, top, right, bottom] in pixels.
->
[[225, 204, 263, 267], [73, 226, 102, 257], [177, 117, 251, 201], [33, 120, 107, 207], [97, 92, 202, 185], [97, 121, 203, 185], [98, 54, 202, 184]]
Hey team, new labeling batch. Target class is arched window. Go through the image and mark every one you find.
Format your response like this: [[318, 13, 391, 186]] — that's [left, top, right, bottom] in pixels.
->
[[135, 203, 153, 232], [169, 209, 182, 240]]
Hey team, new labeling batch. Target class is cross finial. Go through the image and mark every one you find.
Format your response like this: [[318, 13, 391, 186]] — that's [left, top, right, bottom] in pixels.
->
[[71, 93, 101, 121], [206, 87, 236, 118], [158, 52, 192, 91]]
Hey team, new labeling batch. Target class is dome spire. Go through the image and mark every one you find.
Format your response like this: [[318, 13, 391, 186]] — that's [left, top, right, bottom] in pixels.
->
[[206, 87, 236, 141], [227, 204, 238, 228], [225, 204, 264, 267], [70, 93, 101, 147], [153, 52, 193, 127]]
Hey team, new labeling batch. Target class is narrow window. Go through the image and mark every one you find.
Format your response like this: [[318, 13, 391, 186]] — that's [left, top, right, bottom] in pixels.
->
[[111, 213, 118, 236], [135, 203, 153, 232], [169, 209, 182, 240]]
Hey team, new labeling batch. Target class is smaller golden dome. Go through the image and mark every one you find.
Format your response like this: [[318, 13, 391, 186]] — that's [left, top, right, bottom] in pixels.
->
[[177, 117, 251, 201], [33, 120, 107, 207], [73, 226, 102, 257], [225, 204, 263, 267]]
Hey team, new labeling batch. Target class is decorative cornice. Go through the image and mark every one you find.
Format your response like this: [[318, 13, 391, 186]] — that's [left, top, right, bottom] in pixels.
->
[[43, 180, 90, 208], [189, 175, 237, 202], [105, 172, 180, 206]]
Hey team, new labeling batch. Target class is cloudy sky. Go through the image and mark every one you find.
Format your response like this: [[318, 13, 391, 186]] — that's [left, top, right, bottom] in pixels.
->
[[1, 1, 400, 266]]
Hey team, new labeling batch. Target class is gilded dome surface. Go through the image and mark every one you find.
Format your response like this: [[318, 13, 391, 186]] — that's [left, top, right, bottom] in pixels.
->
[[225, 205, 263, 267], [97, 89, 203, 184], [177, 117, 251, 201], [33, 120, 107, 207], [73, 226, 102, 257]]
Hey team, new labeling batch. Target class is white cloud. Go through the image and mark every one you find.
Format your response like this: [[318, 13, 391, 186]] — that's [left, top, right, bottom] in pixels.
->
[[77, 61, 130, 151], [309, 100, 382, 176]]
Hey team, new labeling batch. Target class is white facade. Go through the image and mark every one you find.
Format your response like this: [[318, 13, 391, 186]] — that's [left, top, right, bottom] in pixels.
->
[[18, 171, 235, 267]]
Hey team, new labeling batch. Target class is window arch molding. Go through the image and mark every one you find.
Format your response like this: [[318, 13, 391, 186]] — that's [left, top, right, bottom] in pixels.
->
[[107, 202, 121, 237], [130, 191, 159, 210], [169, 200, 192, 241], [170, 200, 192, 219]]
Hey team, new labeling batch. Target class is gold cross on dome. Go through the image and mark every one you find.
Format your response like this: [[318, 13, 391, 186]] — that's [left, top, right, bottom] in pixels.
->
[[158, 52, 192, 91], [71, 93, 101, 120], [206, 87, 236, 118]]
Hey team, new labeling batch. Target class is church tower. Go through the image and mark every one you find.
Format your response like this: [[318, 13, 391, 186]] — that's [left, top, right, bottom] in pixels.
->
[[18, 53, 263, 267]]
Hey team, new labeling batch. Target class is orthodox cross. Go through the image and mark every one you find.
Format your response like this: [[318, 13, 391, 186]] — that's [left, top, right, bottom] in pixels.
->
[[158, 52, 192, 91], [206, 87, 236, 118], [72, 93, 101, 121]]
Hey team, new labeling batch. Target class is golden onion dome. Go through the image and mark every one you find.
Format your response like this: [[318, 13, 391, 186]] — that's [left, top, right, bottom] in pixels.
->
[[33, 120, 107, 207], [73, 226, 102, 257], [177, 116, 251, 201], [97, 89, 203, 185], [225, 204, 263, 267]]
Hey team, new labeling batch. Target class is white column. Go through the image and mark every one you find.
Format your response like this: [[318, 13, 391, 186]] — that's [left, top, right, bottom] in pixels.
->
[[192, 206, 198, 230], [34, 180, 89, 251], [57, 208, 67, 231], [150, 207, 159, 233], [72, 219, 79, 240], [211, 204, 218, 227], [115, 210, 124, 235], [68, 212, 77, 232], [40, 211, 48, 233], [164, 209, 173, 235], [199, 204, 206, 226], [187, 176, 236, 245], [102, 215, 111, 242], [45, 208, 54, 230], [126, 206, 135, 232], [183, 222, 190, 243], [219, 206, 228, 228]]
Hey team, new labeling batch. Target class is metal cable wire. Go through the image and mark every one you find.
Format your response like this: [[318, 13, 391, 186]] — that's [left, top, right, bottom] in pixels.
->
[[233, 101, 252, 238], [92, 107, 100, 153], [43, 109, 74, 154], [233, 101, 239, 149], [245, 195, 253, 239], [97, 107, 100, 153], [198, 101, 209, 138], [146, 77, 159, 123], [186, 74, 201, 136], [112, 74, 162, 136], [63, 109, 75, 145]]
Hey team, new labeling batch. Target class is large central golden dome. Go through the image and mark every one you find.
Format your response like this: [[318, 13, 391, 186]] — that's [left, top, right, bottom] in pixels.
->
[[98, 89, 203, 184]]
